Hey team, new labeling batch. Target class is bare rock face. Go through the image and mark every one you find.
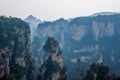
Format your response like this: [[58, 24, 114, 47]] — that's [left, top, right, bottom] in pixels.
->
[[92, 21, 115, 40], [68, 25, 86, 41], [32, 18, 68, 69], [33, 14, 120, 80], [38, 37, 68, 80], [0, 16, 35, 80], [24, 15, 41, 41]]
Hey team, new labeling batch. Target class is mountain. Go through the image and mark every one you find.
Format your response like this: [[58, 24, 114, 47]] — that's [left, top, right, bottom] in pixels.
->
[[32, 18, 68, 69], [32, 13, 120, 80], [24, 15, 42, 41], [91, 12, 120, 16], [0, 16, 35, 80], [0, 12, 120, 80], [24, 15, 41, 25], [38, 37, 68, 80]]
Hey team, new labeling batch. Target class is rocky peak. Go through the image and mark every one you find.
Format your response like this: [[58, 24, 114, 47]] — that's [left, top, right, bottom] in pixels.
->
[[24, 15, 42, 41], [38, 37, 68, 80], [25, 15, 41, 25], [0, 16, 35, 80]]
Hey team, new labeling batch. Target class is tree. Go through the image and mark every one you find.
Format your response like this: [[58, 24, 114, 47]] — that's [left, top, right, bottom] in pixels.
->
[[43, 37, 61, 55], [40, 56, 60, 80], [83, 62, 113, 80], [76, 58, 83, 80]]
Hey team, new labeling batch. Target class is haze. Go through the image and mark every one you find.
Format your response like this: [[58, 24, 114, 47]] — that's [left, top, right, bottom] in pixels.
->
[[0, 0, 120, 21]]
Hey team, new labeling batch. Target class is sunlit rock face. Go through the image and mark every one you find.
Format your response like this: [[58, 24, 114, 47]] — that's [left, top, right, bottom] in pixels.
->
[[0, 16, 35, 80]]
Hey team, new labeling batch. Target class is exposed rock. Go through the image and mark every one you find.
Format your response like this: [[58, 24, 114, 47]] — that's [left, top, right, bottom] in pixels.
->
[[92, 21, 115, 40], [68, 25, 86, 40], [38, 37, 68, 80], [0, 16, 35, 80], [32, 14, 120, 80], [24, 15, 41, 41], [32, 19, 68, 69]]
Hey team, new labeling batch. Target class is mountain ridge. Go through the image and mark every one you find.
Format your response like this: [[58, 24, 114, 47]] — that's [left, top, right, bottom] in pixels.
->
[[31, 13, 120, 80]]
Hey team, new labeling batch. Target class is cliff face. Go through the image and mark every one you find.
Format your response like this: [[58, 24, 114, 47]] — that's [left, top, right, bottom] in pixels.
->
[[0, 16, 35, 80], [32, 18, 68, 69], [24, 15, 41, 41], [32, 14, 120, 80], [38, 37, 68, 80], [65, 14, 120, 78]]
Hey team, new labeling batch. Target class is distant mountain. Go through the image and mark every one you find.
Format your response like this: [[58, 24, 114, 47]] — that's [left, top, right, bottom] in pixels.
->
[[24, 15, 42, 41], [91, 12, 120, 16], [66, 18, 73, 22], [24, 15, 41, 25], [31, 13, 120, 80]]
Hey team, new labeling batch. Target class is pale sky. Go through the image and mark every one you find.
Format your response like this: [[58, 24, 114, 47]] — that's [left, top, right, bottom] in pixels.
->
[[0, 0, 120, 21]]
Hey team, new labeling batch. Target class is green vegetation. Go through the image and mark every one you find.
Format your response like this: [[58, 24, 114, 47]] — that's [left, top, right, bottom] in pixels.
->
[[38, 37, 68, 80], [0, 16, 29, 48], [0, 75, 16, 80], [41, 56, 60, 79], [83, 62, 118, 80], [58, 77, 67, 80], [60, 67, 67, 76], [43, 37, 62, 55], [76, 58, 83, 80], [43, 37, 59, 53], [24, 53, 36, 80], [10, 63, 26, 79], [0, 16, 35, 80]]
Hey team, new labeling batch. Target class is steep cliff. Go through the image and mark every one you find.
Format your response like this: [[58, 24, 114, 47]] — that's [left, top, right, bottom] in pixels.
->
[[32, 18, 68, 69], [38, 37, 68, 80], [0, 16, 35, 80], [24, 15, 41, 41], [65, 14, 120, 79], [32, 14, 120, 80]]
